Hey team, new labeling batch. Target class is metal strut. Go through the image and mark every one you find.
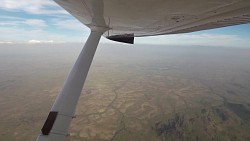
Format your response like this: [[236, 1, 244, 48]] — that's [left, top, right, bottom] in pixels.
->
[[36, 30, 104, 141]]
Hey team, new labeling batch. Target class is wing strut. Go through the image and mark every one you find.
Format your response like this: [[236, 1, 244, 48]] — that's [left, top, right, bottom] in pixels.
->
[[36, 29, 104, 141]]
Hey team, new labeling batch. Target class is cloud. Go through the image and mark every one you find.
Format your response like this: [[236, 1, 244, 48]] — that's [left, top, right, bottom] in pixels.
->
[[0, 0, 90, 43], [0, 0, 67, 15], [0, 41, 13, 44], [0, 26, 86, 43], [0, 15, 25, 20], [23, 19, 47, 27], [0, 18, 47, 27], [169, 34, 240, 41], [52, 19, 89, 31], [0, 21, 20, 26], [136, 33, 250, 48], [28, 40, 54, 44]]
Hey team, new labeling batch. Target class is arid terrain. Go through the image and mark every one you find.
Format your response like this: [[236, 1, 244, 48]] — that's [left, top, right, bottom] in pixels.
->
[[0, 44, 250, 141]]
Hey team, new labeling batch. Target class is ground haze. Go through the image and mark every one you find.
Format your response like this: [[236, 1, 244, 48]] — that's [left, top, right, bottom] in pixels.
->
[[0, 44, 250, 141]]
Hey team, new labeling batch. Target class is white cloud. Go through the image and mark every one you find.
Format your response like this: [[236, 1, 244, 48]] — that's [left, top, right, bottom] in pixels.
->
[[170, 34, 241, 42], [0, 18, 47, 27], [0, 26, 87, 43], [0, 0, 67, 15], [23, 19, 47, 27], [28, 40, 54, 44], [0, 21, 20, 26], [136, 33, 250, 48], [52, 19, 89, 31], [0, 41, 13, 44], [0, 15, 25, 20], [0, 0, 90, 43], [28, 40, 42, 43]]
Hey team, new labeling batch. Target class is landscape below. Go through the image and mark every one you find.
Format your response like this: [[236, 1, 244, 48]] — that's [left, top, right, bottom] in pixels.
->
[[0, 44, 250, 141]]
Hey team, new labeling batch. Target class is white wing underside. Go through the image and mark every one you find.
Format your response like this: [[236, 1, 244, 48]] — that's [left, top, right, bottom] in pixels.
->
[[54, 0, 250, 38]]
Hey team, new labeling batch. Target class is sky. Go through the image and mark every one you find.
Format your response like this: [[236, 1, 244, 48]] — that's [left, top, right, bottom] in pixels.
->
[[0, 0, 250, 47]]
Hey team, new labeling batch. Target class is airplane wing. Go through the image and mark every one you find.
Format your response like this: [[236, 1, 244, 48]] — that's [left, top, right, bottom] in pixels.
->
[[54, 0, 250, 43], [36, 1, 250, 141]]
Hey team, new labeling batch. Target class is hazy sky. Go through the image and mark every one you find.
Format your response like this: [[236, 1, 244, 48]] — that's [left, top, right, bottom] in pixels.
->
[[0, 0, 250, 47]]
